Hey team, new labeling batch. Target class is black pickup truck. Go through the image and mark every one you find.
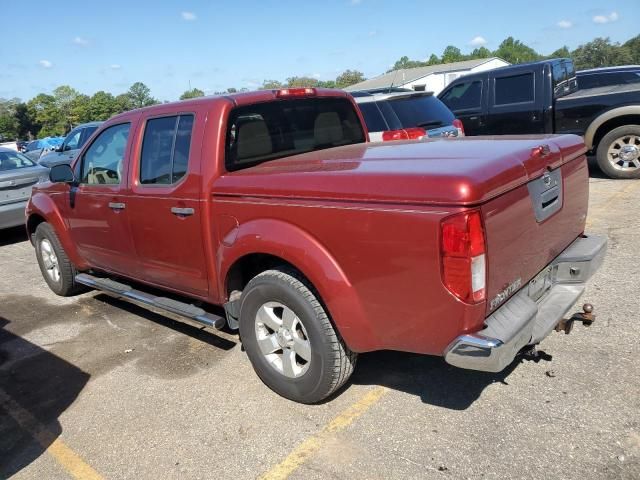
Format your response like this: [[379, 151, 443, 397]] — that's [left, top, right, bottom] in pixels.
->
[[438, 58, 640, 179]]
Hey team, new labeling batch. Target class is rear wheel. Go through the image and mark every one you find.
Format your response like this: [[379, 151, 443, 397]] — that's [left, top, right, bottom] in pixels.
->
[[239, 268, 357, 403], [596, 125, 640, 179], [34, 223, 84, 296]]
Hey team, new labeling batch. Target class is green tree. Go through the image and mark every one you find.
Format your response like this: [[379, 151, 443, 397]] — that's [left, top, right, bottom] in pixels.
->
[[87, 91, 120, 120], [70, 94, 91, 125], [226, 88, 238, 93], [53, 86, 81, 132], [14, 102, 37, 139], [549, 46, 571, 59], [317, 80, 337, 89], [426, 54, 440, 65], [494, 37, 541, 64], [285, 76, 320, 88], [470, 47, 492, 59], [335, 70, 365, 88], [441, 46, 464, 63], [261, 80, 284, 89], [390, 55, 425, 71], [127, 82, 158, 109], [27, 93, 62, 137], [114, 94, 132, 113], [0, 98, 20, 140], [571, 37, 633, 69], [179, 88, 205, 100], [623, 35, 640, 63]]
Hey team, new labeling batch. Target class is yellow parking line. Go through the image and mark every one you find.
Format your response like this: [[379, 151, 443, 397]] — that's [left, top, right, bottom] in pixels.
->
[[259, 386, 388, 480], [0, 388, 104, 480]]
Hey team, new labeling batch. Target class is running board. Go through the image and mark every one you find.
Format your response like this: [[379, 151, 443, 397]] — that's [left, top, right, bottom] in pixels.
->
[[75, 273, 225, 330]]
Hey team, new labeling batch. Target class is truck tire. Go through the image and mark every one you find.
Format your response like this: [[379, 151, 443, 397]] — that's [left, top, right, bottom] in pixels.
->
[[34, 223, 84, 297], [596, 125, 640, 179], [239, 268, 357, 403]]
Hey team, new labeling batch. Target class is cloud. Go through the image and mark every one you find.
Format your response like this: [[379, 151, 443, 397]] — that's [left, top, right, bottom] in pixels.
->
[[110, 64, 122, 70], [557, 20, 573, 28], [350, 0, 362, 5], [181, 11, 197, 21], [469, 36, 487, 47], [593, 11, 618, 24], [312, 73, 322, 79], [39, 60, 53, 68], [368, 30, 378, 37], [73, 36, 89, 46]]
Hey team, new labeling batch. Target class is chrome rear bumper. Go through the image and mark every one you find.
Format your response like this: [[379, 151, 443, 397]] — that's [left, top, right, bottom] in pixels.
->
[[444, 234, 607, 373]]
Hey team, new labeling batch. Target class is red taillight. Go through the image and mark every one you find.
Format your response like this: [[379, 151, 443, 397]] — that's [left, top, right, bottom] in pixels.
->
[[276, 87, 316, 98], [441, 210, 486, 303], [453, 119, 465, 137], [381, 127, 426, 141]]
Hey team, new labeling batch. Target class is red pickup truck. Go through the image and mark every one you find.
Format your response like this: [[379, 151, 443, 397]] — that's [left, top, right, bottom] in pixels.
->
[[26, 88, 606, 403]]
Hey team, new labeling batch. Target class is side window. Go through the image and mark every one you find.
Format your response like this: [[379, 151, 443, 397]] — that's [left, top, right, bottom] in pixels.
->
[[140, 114, 194, 185], [494, 73, 534, 105], [80, 123, 130, 185], [440, 81, 482, 111], [63, 129, 82, 151]]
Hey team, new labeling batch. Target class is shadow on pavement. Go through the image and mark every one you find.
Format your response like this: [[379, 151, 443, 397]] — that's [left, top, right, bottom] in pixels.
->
[[0, 316, 90, 478], [0, 226, 28, 248], [91, 293, 237, 351], [350, 350, 523, 410], [587, 156, 609, 179]]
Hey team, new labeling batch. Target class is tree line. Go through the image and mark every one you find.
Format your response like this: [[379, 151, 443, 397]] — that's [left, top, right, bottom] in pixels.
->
[[1, 34, 637, 142]]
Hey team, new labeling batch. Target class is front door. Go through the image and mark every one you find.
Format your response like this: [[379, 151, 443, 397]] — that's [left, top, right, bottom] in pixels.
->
[[66, 122, 138, 275], [439, 79, 486, 136], [126, 112, 209, 296]]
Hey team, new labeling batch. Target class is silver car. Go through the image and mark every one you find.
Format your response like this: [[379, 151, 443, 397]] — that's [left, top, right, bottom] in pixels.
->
[[0, 147, 49, 230], [39, 121, 102, 168]]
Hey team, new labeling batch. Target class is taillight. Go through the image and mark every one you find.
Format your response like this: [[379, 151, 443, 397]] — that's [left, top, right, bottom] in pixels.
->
[[441, 210, 486, 303], [453, 119, 465, 137], [382, 127, 426, 141], [276, 87, 316, 97]]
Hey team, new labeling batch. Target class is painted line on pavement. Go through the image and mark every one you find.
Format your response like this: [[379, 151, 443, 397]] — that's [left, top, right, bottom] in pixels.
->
[[259, 386, 389, 480], [0, 388, 104, 480]]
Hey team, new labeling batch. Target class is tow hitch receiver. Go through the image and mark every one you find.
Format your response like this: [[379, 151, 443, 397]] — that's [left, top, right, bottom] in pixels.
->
[[555, 303, 595, 335]]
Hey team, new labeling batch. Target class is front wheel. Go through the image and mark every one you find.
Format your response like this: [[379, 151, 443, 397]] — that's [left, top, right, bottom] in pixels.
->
[[596, 125, 640, 179], [239, 269, 357, 403], [34, 223, 85, 296]]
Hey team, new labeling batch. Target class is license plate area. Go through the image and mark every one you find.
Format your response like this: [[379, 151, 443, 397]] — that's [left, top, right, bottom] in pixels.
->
[[528, 265, 554, 302]]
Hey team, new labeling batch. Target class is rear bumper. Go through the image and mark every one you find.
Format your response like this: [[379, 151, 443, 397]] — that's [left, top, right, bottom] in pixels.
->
[[0, 200, 28, 230], [444, 234, 607, 373]]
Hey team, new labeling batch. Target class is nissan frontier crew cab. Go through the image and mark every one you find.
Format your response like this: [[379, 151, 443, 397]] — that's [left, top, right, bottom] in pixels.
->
[[26, 88, 607, 403]]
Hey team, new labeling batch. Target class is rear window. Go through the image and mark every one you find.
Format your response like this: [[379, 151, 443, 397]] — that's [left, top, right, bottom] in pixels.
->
[[494, 73, 534, 105], [225, 97, 365, 171], [383, 95, 455, 129], [0, 151, 36, 171], [357, 102, 389, 132]]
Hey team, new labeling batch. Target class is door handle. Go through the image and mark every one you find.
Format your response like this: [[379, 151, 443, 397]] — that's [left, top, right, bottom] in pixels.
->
[[171, 207, 195, 217], [108, 202, 126, 210]]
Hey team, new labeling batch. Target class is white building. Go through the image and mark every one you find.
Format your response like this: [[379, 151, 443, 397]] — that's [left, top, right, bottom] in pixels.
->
[[345, 57, 510, 95]]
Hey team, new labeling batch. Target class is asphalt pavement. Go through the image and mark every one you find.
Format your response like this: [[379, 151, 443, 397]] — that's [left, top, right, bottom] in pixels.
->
[[1, 164, 638, 480]]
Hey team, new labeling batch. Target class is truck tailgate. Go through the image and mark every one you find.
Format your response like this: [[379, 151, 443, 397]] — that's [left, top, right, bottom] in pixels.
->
[[481, 136, 589, 315]]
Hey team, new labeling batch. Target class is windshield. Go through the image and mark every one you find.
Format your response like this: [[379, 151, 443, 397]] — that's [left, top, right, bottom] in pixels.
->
[[0, 150, 37, 171], [384, 95, 455, 129], [225, 97, 365, 171]]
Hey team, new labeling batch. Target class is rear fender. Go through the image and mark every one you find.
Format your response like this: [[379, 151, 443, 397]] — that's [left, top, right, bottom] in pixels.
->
[[27, 192, 88, 270], [218, 219, 377, 352]]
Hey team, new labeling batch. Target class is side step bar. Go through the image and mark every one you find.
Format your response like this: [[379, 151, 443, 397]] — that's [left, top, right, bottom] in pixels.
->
[[75, 273, 225, 330]]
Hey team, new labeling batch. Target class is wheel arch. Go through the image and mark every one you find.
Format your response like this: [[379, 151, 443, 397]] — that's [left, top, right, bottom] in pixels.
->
[[584, 106, 640, 151], [27, 192, 88, 270], [218, 219, 378, 352]]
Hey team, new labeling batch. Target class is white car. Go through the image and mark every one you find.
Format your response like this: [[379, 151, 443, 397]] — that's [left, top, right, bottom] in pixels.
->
[[352, 90, 464, 142]]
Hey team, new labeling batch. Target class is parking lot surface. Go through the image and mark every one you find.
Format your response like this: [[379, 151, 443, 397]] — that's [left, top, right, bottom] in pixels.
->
[[1, 164, 639, 480]]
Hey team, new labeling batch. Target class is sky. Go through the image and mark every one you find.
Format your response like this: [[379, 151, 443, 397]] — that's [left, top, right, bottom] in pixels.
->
[[0, 0, 638, 102]]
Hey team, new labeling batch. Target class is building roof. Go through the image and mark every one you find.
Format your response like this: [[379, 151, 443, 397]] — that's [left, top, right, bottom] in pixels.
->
[[345, 57, 507, 91]]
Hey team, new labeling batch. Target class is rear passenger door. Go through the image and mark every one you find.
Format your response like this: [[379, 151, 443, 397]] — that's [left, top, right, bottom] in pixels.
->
[[487, 70, 545, 134], [126, 110, 209, 296], [439, 79, 486, 135]]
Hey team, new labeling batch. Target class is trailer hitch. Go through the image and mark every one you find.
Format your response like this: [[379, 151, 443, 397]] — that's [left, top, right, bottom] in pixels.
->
[[555, 303, 595, 335]]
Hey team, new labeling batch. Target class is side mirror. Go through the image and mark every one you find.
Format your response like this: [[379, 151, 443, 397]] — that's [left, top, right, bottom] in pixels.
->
[[55, 145, 64, 152], [49, 164, 76, 183]]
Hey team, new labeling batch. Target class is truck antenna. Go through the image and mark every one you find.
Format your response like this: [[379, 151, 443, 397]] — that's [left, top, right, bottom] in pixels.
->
[[388, 69, 400, 93]]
